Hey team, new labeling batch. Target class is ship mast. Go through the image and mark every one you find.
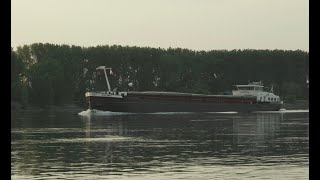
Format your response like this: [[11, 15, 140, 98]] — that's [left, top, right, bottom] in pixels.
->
[[96, 66, 112, 92]]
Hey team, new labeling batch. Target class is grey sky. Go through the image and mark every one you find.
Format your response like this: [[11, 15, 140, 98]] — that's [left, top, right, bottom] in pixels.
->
[[11, 0, 309, 51]]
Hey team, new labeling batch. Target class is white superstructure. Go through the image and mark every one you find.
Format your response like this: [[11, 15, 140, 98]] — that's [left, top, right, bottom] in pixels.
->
[[232, 82, 282, 103]]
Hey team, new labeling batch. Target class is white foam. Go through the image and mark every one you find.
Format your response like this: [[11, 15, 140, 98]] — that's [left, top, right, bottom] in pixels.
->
[[56, 136, 133, 143], [78, 109, 134, 116], [79, 109, 309, 116], [78, 109, 201, 116], [207, 111, 238, 114], [253, 109, 309, 113], [280, 109, 309, 113], [78, 110, 238, 116], [145, 112, 194, 115]]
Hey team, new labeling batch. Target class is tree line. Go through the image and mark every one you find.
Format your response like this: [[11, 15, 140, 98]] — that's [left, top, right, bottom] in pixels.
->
[[11, 43, 309, 107]]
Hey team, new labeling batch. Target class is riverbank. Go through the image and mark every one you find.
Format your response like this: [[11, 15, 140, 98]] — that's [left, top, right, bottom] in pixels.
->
[[12, 99, 309, 114], [282, 100, 309, 110], [11, 101, 85, 113]]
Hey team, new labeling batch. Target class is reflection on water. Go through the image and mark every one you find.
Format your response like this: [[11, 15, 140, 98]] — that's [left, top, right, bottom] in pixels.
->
[[11, 110, 309, 179]]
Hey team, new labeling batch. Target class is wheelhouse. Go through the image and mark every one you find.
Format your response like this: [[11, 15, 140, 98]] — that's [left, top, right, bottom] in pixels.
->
[[232, 82, 282, 103]]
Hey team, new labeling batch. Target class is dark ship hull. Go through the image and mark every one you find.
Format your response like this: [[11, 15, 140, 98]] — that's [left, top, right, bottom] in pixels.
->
[[86, 91, 282, 113]]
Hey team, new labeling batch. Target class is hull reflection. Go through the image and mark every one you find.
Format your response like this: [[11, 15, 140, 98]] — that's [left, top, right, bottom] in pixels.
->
[[12, 111, 309, 179], [80, 112, 308, 157]]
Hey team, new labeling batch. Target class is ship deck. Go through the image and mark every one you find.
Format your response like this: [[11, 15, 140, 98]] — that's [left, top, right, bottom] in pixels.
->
[[127, 91, 255, 99]]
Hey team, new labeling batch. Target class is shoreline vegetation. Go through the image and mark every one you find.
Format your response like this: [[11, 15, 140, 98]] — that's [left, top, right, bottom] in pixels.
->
[[11, 101, 85, 113], [11, 100, 309, 112], [12, 43, 308, 109]]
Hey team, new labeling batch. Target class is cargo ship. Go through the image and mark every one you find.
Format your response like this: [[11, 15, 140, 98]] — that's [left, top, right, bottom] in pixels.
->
[[85, 66, 283, 113]]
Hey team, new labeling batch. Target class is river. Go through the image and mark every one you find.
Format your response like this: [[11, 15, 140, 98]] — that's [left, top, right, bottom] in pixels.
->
[[11, 109, 309, 179]]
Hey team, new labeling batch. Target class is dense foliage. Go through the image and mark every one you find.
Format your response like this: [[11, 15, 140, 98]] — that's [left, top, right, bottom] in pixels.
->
[[11, 43, 309, 107]]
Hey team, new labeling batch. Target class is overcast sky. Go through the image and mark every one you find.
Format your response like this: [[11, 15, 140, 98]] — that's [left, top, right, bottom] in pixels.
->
[[11, 0, 309, 51]]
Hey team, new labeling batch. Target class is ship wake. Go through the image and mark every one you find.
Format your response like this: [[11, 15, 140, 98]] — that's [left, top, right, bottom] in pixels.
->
[[78, 109, 134, 116], [253, 109, 309, 113]]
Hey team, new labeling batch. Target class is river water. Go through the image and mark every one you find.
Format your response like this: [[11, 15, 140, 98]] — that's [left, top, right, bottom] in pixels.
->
[[11, 109, 309, 179]]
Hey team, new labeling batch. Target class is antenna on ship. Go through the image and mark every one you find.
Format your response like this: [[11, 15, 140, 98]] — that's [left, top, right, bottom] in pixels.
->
[[96, 66, 112, 92]]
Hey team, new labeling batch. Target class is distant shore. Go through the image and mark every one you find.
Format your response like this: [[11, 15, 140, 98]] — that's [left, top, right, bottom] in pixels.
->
[[11, 100, 309, 113], [281, 100, 309, 110], [11, 101, 85, 113]]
